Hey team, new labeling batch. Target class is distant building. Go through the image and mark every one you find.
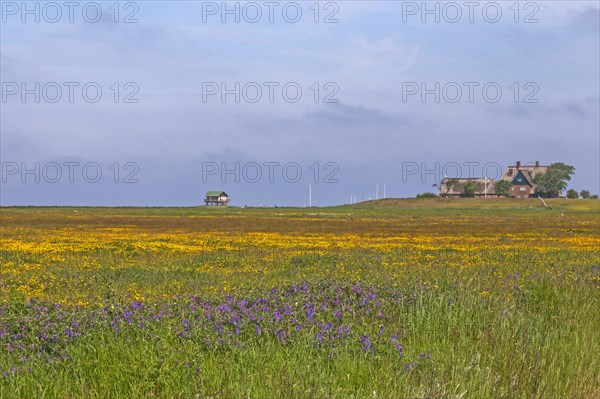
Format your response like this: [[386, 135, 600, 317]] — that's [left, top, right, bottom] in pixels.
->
[[499, 161, 548, 198], [204, 191, 230, 206], [439, 178, 498, 198], [438, 161, 549, 199]]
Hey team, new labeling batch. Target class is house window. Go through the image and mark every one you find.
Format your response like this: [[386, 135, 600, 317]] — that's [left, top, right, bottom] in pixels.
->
[[519, 187, 527, 191]]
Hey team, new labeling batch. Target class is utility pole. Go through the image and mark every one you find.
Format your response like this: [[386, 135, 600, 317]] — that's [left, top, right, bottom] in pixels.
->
[[484, 176, 487, 198]]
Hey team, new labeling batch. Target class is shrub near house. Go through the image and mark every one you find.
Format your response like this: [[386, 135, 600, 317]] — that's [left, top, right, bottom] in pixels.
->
[[494, 180, 511, 197]]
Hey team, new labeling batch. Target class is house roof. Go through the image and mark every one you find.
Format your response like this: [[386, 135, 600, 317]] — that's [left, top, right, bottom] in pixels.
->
[[205, 191, 228, 197], [439, 178, 496, 195], [500, 164, 548, 187], [510, 170, 532, 186]]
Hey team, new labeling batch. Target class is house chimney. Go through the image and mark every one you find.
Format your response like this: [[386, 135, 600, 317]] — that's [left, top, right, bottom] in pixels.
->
[[516, 161, 521, 169], [535, 161, 540, 167]]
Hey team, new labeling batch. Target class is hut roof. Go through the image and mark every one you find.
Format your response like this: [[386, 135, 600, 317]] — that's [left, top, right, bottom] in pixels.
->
[[205, 191, 228, 197]]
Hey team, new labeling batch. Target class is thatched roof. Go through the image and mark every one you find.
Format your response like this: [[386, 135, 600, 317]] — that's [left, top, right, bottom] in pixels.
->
[[439, 178, 496, 196], [500, 163, 548, 186]]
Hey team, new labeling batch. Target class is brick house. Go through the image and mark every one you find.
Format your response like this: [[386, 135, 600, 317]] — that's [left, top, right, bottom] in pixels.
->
[[499, 161, 548, 198]]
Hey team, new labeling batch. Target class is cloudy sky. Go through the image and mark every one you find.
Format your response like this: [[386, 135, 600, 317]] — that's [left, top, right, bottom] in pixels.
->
[[1, 1, 598, 206]]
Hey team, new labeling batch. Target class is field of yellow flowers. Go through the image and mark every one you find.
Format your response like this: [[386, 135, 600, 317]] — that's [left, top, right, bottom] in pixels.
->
[[1, 199, 599, 398]]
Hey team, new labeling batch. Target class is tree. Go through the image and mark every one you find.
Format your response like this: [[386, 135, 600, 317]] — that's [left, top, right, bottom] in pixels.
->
[[494, 180, 511, 197], [533, 163, 575, 198], [566, 189, 579, 199], [591, 195, 599, 199], [580, 190, 591, 199], [441, 178, 459, 196], [462, 182, 476, 197]]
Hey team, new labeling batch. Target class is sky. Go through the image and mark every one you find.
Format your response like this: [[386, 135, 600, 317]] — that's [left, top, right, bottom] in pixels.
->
[[1, 0, 599, 206]]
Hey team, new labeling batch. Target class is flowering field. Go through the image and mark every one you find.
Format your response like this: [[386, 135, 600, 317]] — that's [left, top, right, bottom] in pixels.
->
[[1, 199, 599, 398]]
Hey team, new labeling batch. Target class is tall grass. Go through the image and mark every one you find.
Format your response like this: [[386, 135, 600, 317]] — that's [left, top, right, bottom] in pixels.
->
[[1, 269, 598, 398], [0, 202, 598, 398]]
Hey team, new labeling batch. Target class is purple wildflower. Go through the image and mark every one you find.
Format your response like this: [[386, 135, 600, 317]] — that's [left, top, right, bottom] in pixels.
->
[[361, 335, 372, 352]]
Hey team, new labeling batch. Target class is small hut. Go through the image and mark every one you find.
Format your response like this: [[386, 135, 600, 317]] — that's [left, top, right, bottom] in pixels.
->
[[204, 191, 230, 206]]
